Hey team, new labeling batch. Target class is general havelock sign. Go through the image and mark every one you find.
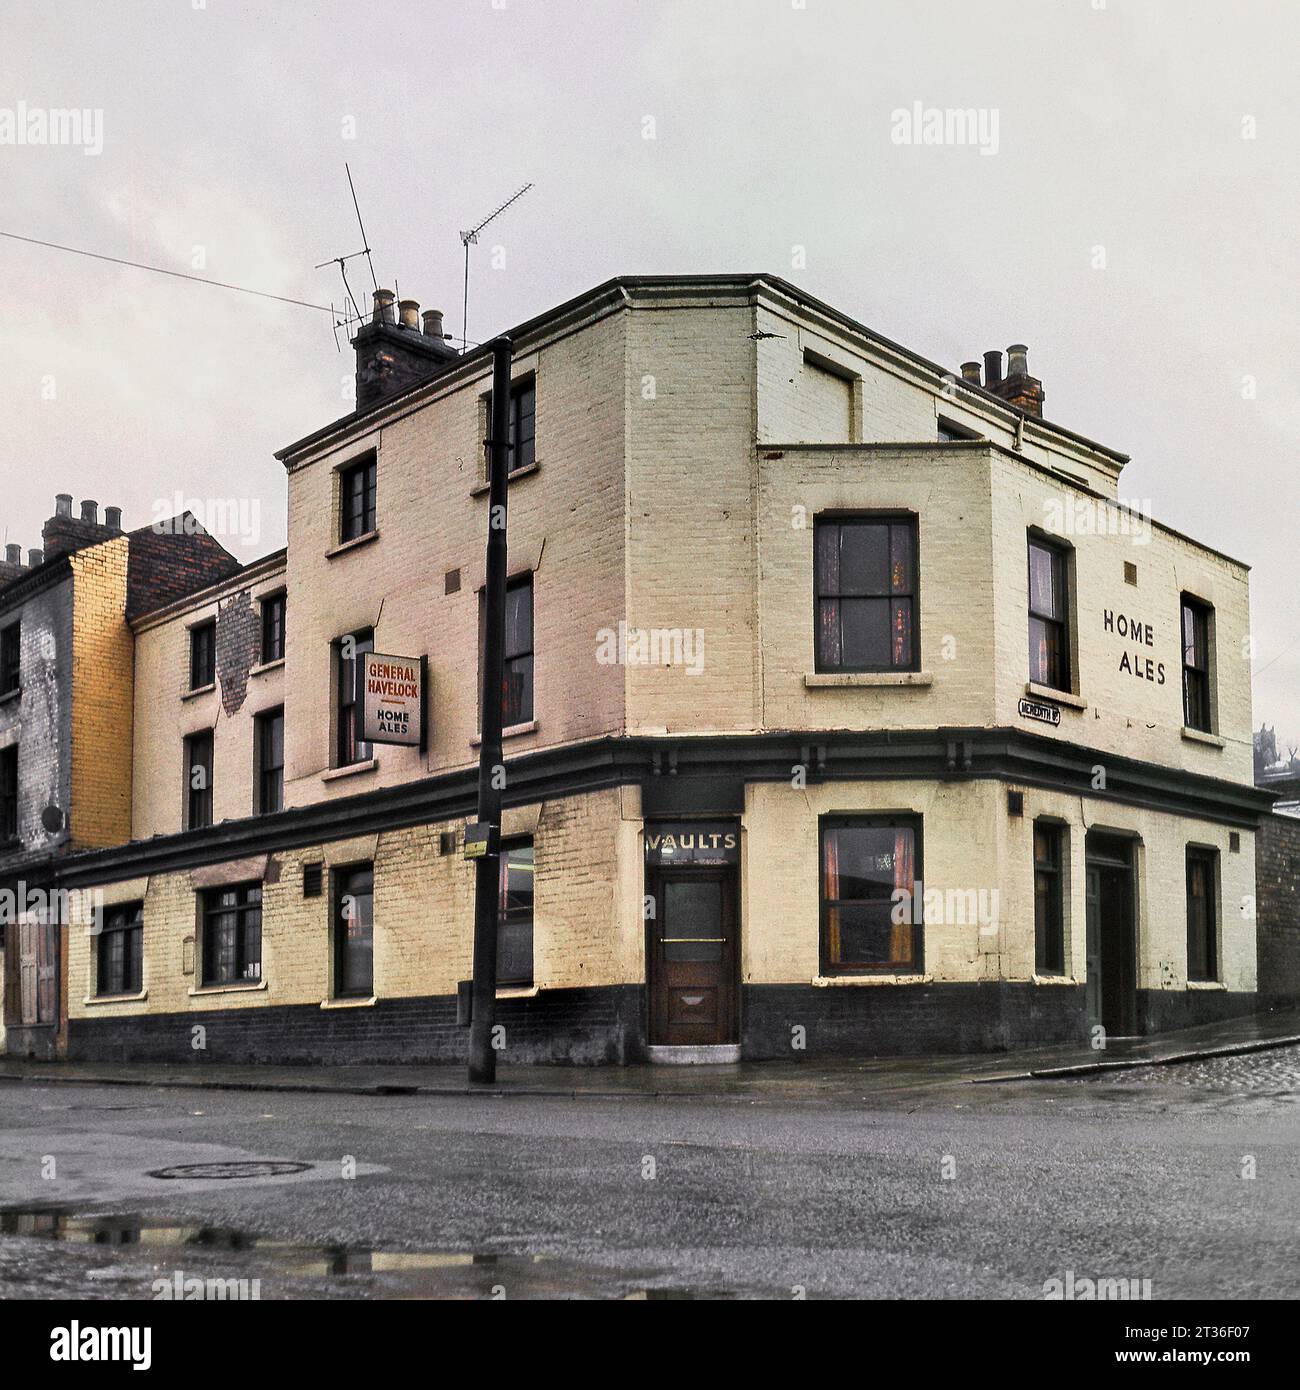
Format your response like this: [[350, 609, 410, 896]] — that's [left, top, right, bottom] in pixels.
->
[[357, 651, 426, 748]]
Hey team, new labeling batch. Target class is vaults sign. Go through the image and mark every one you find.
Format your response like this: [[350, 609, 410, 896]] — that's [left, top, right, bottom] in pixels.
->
[[357, 652, 425, 747]]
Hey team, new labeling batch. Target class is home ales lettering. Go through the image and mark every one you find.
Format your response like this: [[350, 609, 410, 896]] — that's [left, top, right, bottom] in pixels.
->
[[1103, 609, 1166, 685]]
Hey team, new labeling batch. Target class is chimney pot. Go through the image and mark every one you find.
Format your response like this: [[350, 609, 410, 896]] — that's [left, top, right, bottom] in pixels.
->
[[27, 548, 43, 568], [1006, 343, 1030, 378], [398, 299, 420, 331], [5, 544, 21, 566], [372, 289, 396, 325], [422, 308, 446, 340], [55, 493, 72, 518], [80, 500, 98, 525], [104, 506, 122, 531], [960, 361, 982, 385], [983, 350, 1003, 388]]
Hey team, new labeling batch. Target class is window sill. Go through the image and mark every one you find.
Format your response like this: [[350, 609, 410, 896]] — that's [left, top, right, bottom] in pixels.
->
[[812, 973, 932, 987], [250, 657, 285, 678], [805, 671, 933, 688], [322, 758, 378, 782], [471, 720, 538, 746], [1187, 979, 1226, 991], [83, 989, 148, 1006], [1025, 682, 1087, 710], [1181, 726, 1225, 749], [1031, 974, 1079, 986], [320, 995, 376, 1010], [470, 461, 540, 496], [496, 983, 539, 999], [325, 529, 379, 560], [188, 980, 267, 997], [182, 682, 216, 701]]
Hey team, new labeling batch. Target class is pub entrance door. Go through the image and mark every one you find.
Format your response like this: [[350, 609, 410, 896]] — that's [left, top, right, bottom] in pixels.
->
[[1085, 834, 1138, 1038], [644, 821, 740, 1051]]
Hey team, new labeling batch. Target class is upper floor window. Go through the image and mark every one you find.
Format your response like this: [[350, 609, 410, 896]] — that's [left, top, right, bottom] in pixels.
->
[[260, 592, 286, 664], [1034, 821, 1066, 976], [814, 516, 918, 672], [1186, 847, 1219, 982], [485, 376, 537, 475], [97, 902, 143, 997], [201, 881, 262, 986], [820, 816, 921, 974], [339, 455, 377, 543], [497, 839, 535, 987], [335, 629, 374, 766], [189, 620, 216, 690], [1181, 596, 1213, 733], [255, 706, 284, 815], [333, 863, 374, 998], [0, 745, 17, 842], [503, 576, 534, 726], [0, 620, 20, 696], [1028, 535, 1072, 692], [184, 730, 213, 830]]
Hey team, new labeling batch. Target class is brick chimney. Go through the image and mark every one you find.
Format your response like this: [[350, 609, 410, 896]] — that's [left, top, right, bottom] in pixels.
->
[[352, 287, 459, 410], [41, 495, 124, 560], [986, 343, 1044, 417]]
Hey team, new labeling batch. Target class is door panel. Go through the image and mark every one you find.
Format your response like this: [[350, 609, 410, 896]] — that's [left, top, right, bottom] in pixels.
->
[[648, 869, 737, 1046], [1085, 868, 1102, 1030]]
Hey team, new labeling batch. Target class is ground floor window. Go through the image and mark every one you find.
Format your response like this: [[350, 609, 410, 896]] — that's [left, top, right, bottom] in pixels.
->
[[97, 902, 143, 996], [333, 864, 374, 997], [497, 839, 534, 986], [1186, 847, 1219, 982], [820, 816, 921, 973], [1034, 822, 1067, 975], [201, 882, 262, 986]]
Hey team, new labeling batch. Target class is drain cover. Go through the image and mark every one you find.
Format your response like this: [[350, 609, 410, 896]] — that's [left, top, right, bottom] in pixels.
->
[[147, 1161, 313, 1181]]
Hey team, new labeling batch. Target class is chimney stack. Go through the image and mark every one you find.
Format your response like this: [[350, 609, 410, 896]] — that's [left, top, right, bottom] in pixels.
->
[[55, 493, 72, 518], [983, 350, 1003, 389], [104, 506, 122, 532], [960, 361, 982, 385], [352, 285, 460, 410], [27, 548, 43, 568], [991, 343, 1044, 417], [5, 544, 21, 566], [80, 500, 98, 525]]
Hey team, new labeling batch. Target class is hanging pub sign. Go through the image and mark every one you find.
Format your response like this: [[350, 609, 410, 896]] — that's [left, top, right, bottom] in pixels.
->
[[357, 651, 426, 747], [1018, 695, 1061, 727], [644, 821, 740, 867]]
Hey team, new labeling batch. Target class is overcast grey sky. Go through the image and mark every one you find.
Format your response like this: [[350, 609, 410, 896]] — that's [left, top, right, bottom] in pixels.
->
[[1, 0, 1295, 748]]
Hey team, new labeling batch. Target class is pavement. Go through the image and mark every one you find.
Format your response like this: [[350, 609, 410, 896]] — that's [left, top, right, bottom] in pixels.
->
[[1, 1005, 1298, 1101]]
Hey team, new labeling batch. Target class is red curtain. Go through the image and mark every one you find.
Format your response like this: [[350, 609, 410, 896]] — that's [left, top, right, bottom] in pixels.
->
[[890, 829, 914, 967]]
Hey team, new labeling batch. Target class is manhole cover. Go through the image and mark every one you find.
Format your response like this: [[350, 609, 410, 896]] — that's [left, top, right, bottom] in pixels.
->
[[146, 1161, 313, 1181]]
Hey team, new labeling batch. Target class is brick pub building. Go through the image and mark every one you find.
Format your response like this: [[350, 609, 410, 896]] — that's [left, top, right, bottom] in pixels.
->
[[1, 275, 1276, 1064]]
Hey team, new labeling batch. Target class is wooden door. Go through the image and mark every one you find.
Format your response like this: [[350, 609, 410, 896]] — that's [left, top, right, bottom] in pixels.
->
[[648, 868, 738, 1046]]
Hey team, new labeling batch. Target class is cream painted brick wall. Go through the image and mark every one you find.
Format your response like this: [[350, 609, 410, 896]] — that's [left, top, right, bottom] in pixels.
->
[[281, 310, 627, 806], [743, 778, 1256, 993], [758, 447, 997, 730], [988, 454, 1254, 784], [131, 574, 286, 838], [68, 788, 636, 1020]]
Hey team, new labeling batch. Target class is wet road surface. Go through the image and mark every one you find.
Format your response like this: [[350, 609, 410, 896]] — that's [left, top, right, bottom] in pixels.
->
[[1, 1046, 1297, 1299]]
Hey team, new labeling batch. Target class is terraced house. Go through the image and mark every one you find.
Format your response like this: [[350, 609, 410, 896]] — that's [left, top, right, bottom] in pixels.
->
[[15, 274, 1273, 1065]]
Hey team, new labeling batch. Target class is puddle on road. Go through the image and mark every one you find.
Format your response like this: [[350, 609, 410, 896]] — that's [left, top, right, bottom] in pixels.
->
[[0, 1208, 744, 1299]]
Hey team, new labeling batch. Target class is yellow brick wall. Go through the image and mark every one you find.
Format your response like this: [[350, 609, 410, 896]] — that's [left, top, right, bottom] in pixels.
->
[[67, 787, 636, 1019], [67, 538, 134, 849]]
